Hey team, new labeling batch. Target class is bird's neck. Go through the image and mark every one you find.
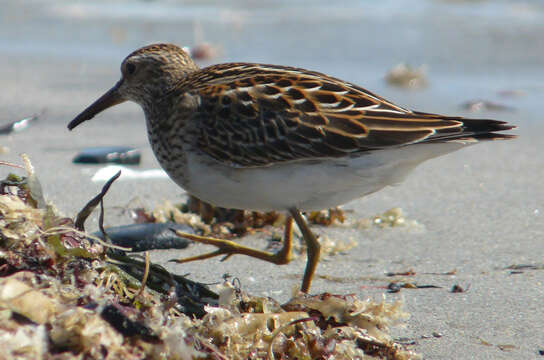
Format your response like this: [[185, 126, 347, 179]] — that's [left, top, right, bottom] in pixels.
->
[[142, 94, 176, 133], [142, 94, 188, 177]]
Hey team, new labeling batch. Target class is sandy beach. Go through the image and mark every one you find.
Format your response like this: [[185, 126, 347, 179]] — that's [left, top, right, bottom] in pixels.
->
[[1, 1, 543, 358]]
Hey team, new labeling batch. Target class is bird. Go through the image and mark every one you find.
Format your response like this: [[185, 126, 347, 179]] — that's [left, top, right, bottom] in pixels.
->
[[68, 43, 515, 293]]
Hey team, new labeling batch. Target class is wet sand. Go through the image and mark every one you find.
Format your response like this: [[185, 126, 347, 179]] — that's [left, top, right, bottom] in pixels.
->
[[1, 1, 543, 358]]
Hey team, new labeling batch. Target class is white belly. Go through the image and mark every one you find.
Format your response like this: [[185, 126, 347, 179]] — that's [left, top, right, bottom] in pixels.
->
[[178, 141, 469, 211]]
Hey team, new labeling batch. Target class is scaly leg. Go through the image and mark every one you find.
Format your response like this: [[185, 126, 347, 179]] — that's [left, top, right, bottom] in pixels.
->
[[289, 208, 321, 293], [173, 216, 294, 266]]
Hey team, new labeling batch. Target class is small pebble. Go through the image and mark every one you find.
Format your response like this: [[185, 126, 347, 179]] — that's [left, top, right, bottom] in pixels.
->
[[451, 284, 465, 293]]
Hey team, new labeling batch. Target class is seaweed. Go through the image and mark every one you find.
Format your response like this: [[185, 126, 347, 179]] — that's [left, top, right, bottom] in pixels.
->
[[0, 156, 418, 359]]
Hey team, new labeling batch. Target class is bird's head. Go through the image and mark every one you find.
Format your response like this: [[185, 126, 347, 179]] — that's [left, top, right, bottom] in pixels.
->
[[68, 43, 198, 130]]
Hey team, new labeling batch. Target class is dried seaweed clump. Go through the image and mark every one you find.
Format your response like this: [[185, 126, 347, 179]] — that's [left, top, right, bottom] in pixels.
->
[[150, 197, 356, 258], [150, 196, 284, 239], [0, 162, 203, 359], [350, 207, 422, 230], [194, 283, 418, 359]]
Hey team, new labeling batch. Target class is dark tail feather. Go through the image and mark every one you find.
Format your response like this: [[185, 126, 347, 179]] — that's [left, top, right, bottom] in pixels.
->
[[457, 118, 516, 141], [458, 117, 516, 132], [471, 132, 517, 140], [413, 112, 517, 142]]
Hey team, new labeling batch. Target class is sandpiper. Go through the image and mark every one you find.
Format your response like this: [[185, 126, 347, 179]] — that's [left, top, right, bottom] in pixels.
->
[[68, 43, 515, 293]]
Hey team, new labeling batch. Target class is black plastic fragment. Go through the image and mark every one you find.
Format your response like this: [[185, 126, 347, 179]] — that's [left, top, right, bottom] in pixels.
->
[[100, 304, 160, 342], [93, 223, 192, 252], [73, 146, 141, 165], [0, 115, 38, 135]]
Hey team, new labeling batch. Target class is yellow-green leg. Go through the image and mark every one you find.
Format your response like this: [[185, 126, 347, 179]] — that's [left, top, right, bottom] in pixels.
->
[[173, 209, 321, 293], [173, 216, 294, 265], [289, 208, 321, 293]]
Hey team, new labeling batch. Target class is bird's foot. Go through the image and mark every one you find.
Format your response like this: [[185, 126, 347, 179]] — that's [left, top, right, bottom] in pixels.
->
[[171, 217, 294, 265]]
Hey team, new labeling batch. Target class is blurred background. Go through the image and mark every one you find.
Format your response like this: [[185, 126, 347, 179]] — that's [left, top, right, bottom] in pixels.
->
[[2, 0, 543, 119]]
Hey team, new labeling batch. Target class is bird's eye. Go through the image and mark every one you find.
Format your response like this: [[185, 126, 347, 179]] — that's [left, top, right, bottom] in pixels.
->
[[126, 63, 136, 75]]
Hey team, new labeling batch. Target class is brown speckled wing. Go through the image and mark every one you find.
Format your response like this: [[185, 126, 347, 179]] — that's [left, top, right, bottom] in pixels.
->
[[187, 63, 513, 167]]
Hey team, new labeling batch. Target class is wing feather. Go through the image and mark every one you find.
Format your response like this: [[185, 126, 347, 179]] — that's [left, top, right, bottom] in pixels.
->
[[186, 63, 514, 167]]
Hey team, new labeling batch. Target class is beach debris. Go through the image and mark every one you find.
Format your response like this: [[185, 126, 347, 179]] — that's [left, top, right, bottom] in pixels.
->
[[451, 284, 469, 293], [422, 269, 457, 276], [386, 269, 416, 277], [188, 42, 221, 61], [314, 234, 357, 257], [0, 114, 39, 135], [152, 200, 214, 235], [130, 207, 158, 223], [160, 198, 417, 243], [22, 153, 47, 209], [410, 284, 442, 289], [0, 156, 417, 359], [73, 146, 141, 165], [420, 331, 443, 340], [497, 344, 517, 352], [387, 282, 442, 293], [93, 223, 192, 252], [504, 263, 544, 271], [478, 338, 517, 352], [372, 207, 411, 228], [111, 254, 219, 318], [100, 304, 160, 341], [461, 100, 515, 112], [0, 160, 23, 169], [347, 207, 423, 231], [75, 170, 121, 231], [385, 63, 428, 89], [158, 196, 283, 238], [1, 155, 45, 210], [308, 207, 346, 226], [133, 251, 150, 299], [505, 263, 544, 275], [0, 273, 66, 324], [201, 286, 416, 359], [74, 170, 218, 316], [281, 292, 412, 359], [388, 282, 402, 293]]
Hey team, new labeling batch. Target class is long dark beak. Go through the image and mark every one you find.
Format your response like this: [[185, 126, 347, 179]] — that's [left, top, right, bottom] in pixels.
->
[[68, 80, 126, 130]]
